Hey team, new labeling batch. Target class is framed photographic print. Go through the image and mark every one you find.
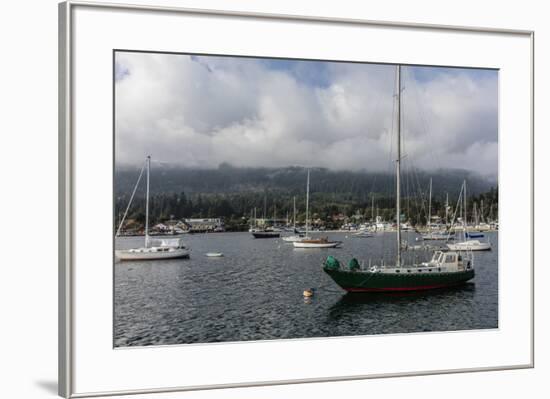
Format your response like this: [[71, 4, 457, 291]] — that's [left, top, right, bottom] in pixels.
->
[[59, 1, 534, 397]]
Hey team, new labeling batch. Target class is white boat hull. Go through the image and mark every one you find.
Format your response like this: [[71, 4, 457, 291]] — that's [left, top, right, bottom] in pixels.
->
[[116, 247, 190, 261], [205, 252, 223, 257], [447, 240, 491, 251]]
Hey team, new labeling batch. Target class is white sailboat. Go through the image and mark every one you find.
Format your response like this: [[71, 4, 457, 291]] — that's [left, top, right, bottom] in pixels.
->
[[447, 239, 491, 251], [282, 196, 306, 242], [115, 156, 190, 261], [293, 169, 342, 249], [447, 180, 491, 251], [419, 178, 454, 241]]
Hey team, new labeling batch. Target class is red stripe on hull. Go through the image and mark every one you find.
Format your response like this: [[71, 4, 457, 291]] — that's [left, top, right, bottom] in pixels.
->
[[345, 283, 463, 292]]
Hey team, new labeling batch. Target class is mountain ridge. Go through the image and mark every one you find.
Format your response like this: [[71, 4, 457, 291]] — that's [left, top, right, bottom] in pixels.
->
[[114, 164, 497, 200]]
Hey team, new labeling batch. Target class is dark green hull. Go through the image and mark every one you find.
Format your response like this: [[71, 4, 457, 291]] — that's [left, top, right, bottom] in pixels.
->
[[323, 267, 475, 292]]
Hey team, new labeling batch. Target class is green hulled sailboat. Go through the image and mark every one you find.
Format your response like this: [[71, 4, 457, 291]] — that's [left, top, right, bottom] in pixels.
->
[[323, 65, 475, 292]]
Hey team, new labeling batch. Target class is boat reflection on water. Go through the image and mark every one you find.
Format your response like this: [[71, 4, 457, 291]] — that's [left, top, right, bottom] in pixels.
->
[[326, 283, 477, 332], [338, 282, 475, 303]]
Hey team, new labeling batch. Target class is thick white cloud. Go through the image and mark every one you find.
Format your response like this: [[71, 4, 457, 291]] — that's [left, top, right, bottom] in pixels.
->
[[115, 52, 497, 177]]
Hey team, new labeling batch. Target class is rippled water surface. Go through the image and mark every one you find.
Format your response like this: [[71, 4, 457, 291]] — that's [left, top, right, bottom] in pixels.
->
[[114, 231, 498, 347]]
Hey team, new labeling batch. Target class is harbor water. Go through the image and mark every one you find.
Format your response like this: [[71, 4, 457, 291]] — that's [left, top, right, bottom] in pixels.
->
[[114, 231, 498, 347]]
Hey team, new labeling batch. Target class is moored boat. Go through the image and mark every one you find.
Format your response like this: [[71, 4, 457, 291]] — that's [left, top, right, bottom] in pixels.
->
[[252, 229, 280, 239], [294, 237, 342, 248], [116, 238, 190, 261], [323, 65, 475, 292], [282, 198, 307, 242], [419, 230, 455, 241], [292, 169, 341, 249], [447, 240, 491, 251], [419, 178, 454, 241], [251, 196, 281, 238], [115, 156, 191, 261], [324, 251, 474, 292], [446, 180, 492, 252]]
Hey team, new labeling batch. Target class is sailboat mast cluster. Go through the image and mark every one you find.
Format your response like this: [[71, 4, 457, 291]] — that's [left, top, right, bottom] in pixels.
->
[[145, 155, 151, 248], [305, 169, 310, 238]]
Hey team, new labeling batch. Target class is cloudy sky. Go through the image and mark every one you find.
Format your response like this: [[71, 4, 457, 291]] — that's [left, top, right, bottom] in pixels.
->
[[115, 52, 498, 177]]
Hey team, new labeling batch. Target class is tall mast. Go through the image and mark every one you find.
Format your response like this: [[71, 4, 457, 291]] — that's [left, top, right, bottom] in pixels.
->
[[396, 65, 402, 267], [463, 180, 468, 236], [428, 177, 432, 232], [371, 195, 374, 222], [445, 192, 449, 226], [293, 196, 296, 229], [464, 180, 467, 227], [145, 155, 151, 247], [115, 160, 146, 238], [305, 169, 310, 237]]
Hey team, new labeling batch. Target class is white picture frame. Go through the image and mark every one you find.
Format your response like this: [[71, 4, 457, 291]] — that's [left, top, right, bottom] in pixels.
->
[[59, 1, 534, 397]]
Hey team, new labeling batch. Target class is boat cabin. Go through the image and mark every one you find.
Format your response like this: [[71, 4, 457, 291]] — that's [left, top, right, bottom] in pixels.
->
[[423, 250, 472, 272]]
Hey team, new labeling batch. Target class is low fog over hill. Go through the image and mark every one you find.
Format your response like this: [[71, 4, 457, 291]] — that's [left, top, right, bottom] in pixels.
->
[[115, 164, 496, 201]]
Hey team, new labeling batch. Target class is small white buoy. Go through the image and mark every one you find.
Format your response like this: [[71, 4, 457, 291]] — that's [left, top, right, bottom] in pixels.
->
[[303, 288, 314, 298]]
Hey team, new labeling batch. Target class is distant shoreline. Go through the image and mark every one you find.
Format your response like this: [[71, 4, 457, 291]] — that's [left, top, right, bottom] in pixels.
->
[[116, 229, 498, 238]]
